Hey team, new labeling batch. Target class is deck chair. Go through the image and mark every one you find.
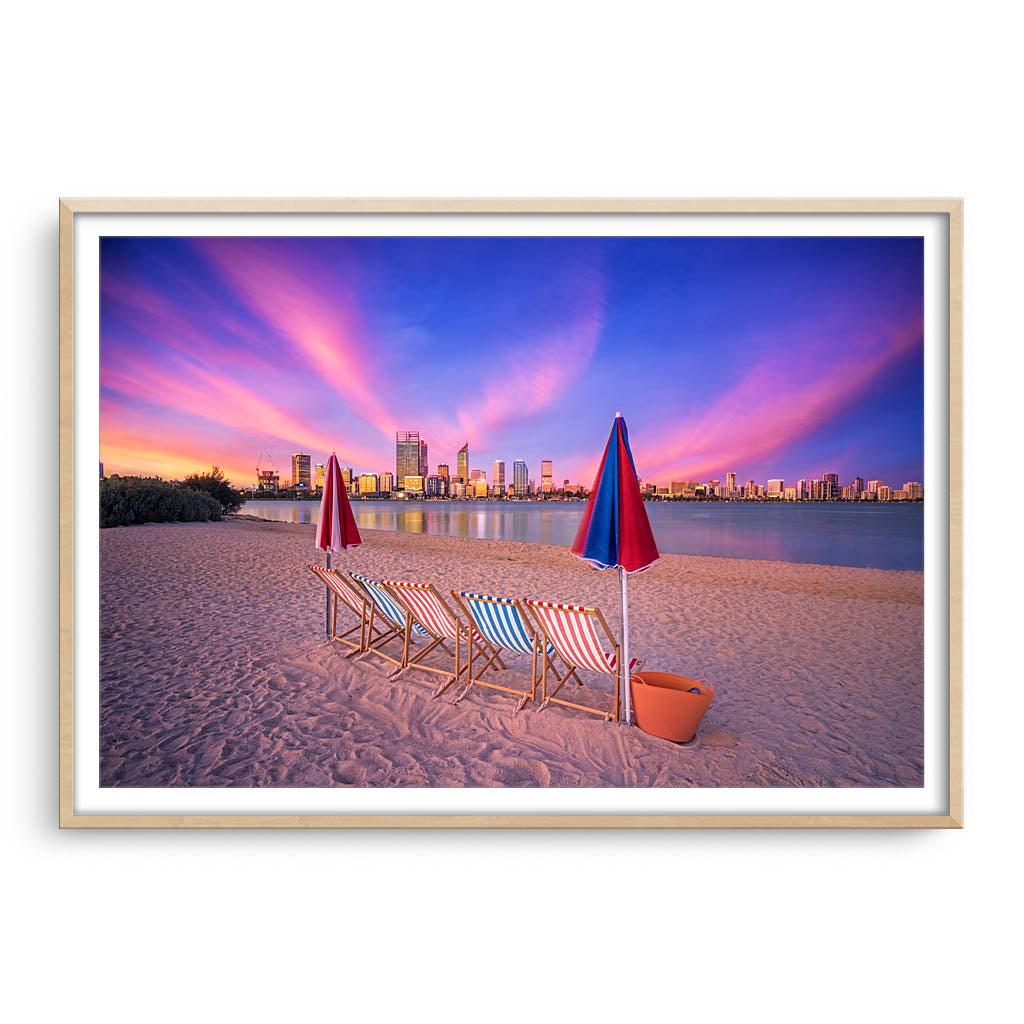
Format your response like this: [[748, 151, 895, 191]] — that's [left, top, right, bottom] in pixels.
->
[[308, 564, 378, 656], [450, 591, 558, 714], [349, 572, 431, 673], [381, 579, 507, 698], [525, 599, 643, 721]]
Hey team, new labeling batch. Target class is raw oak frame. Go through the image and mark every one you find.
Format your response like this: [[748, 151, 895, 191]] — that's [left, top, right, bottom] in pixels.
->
[[59, 197, 963, 829]]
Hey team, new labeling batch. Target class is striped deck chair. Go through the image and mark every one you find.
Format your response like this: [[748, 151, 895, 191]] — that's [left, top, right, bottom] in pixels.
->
[[308, 565, 377, 656], [382, 580, 508, 698], [525, 600, 643, 722], [450, 592, 558, 713], [349, 572, 431, 673]]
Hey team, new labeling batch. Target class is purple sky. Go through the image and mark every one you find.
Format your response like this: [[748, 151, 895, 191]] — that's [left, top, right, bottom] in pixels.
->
[[100, 234, 924, 490]]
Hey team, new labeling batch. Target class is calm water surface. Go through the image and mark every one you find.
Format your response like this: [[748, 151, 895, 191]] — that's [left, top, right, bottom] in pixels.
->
[[244, 500, 923, 570]]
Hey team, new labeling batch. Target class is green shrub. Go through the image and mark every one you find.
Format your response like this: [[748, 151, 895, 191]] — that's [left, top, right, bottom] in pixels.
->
[[180, 466, 245, 514], [100, 476, 223, 528]]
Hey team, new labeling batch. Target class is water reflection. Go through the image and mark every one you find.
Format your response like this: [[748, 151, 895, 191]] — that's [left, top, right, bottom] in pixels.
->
[[242, 499, 923, 570]]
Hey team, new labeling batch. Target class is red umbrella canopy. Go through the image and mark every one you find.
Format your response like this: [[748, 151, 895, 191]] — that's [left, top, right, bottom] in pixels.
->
[[315, 453, 361, 552], [571, 414, 659, 574]]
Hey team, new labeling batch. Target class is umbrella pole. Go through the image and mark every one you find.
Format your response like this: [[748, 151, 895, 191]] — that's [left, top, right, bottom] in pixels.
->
[[620, 565, 632, 725], [325, 550, 332, 638]]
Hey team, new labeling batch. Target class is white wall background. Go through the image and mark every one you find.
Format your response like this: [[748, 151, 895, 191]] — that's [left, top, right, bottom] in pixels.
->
[[3, 2, 1018, 1020]]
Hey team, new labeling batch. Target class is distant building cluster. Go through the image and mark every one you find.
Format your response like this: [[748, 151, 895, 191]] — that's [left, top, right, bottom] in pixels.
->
[[241, 437, 923, 505], [642, 474, 923, 502]]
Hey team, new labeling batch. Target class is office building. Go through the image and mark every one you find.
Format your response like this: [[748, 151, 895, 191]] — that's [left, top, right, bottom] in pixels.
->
[[342, 467, 353, 490], [359, 473, 379, 494], [541, 460, 553, 493], [257, 470, 279, 492], [513, 459, 528, 496], [474, 479, 488, 498], [457, 442, 469, 483], [726, 471, 736, 497], [471, 469, 485, 482], [395, 432, 422, 489], [314, 463, 326, 490], [492, 460, 505, 491], [425, 474, 444, 496], [419, 439, 428, 478], [437, 463, 449, 483], [291, 453, 311, 489], [379, 471, 394, 493], [767, 478, 784, 497], [404, 475, 424, 493]]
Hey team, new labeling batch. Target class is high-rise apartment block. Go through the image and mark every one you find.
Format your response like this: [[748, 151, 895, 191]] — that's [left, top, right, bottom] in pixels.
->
[[541, 460, 553, 493]]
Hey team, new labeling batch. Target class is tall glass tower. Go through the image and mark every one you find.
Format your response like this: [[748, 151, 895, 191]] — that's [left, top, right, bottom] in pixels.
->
[[457, 442, 469, 483], [513, 459, 528, 497]]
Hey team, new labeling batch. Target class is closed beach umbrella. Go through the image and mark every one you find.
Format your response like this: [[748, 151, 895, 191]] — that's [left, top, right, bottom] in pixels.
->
[[571, 413, 659, 724], [315, 453, 361, 636]]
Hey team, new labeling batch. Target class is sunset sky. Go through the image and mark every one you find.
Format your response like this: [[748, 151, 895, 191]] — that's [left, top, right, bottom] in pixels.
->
[[100, 234, 924, 489]]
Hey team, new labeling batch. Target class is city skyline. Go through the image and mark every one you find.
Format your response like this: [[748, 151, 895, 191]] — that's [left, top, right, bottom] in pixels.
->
[[100, 235, 924, 488]]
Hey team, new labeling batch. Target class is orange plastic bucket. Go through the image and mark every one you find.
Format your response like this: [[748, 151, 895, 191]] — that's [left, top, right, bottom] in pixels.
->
[[630, 672, 714, 743]]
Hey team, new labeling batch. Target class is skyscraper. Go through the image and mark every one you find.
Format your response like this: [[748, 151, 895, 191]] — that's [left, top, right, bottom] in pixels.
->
[[767, 478, 784, 496], [726, 471, 736, 496], [492, 460, 505, 491], [342, 467, 353, 490], [541, 460, 553, 494], [419, 439, 429, 478], [457, 442, 469, 483], [396, 431, 421, 490], [291, 453, 311, 489], [314, 463, 326, 490], [379, 471, 394, 493], [513, 459, 528, 497]]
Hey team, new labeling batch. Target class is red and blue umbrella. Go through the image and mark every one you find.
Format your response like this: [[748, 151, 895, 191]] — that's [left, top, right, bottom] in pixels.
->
[[571, 413, 659, 723], [316, 453, 361, 635]]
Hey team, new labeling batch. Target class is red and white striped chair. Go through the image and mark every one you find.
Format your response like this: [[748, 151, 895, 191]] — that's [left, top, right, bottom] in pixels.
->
[[382, 579, 507, 698], [308, 565, 379, 655], [525, 599, 642, 722]]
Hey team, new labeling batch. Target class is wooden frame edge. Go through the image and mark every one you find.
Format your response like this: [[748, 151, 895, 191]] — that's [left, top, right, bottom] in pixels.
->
[[59, 197, 964, 830], [59, 200, 75, 828], [57, 196, 964, 215], [59, 813, 962, 829]]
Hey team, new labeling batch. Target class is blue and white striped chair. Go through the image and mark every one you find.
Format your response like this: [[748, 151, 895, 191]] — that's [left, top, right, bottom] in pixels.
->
[[450, 591, 557, 713], [350, 572, 430, 673]]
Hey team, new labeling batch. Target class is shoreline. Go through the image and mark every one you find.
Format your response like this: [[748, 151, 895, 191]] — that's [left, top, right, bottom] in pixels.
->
[[99, 520, 923, 788], [223, 514, 925, 577]]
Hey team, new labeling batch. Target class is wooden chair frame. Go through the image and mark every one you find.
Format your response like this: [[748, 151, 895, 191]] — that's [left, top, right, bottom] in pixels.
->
[[308, 566, 383, 657], [450, 592, 563, 714], [526, 602, 628, 722], [382, 581, 507, 698], [348, 574, 416, 673]]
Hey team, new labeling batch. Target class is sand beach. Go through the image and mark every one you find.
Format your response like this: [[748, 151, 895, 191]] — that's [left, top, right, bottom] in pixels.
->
[[99, 519, 924, 788]]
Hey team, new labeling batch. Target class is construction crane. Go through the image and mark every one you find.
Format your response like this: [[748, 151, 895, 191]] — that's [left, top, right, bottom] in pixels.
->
[[256, 452, 279, 491]]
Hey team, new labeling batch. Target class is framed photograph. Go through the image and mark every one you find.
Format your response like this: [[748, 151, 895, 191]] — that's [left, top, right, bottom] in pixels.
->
[[59, 198, 962, 828]]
